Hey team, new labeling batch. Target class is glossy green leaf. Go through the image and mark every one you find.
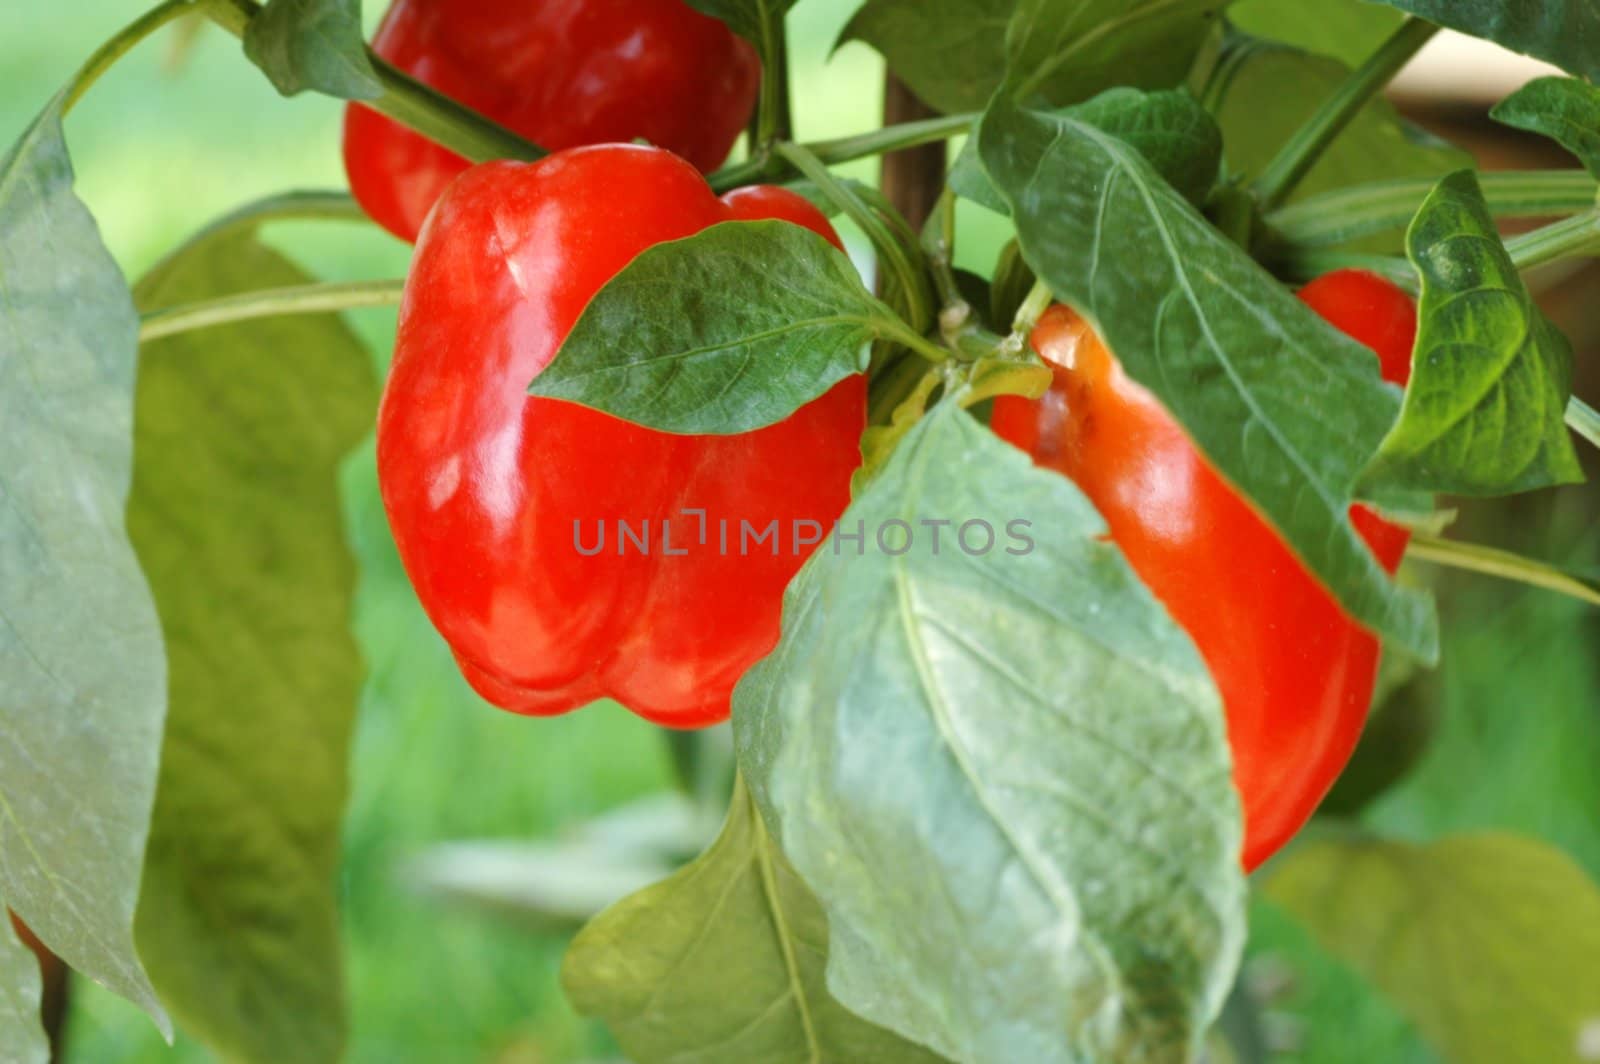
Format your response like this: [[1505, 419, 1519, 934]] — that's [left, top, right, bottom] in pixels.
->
[[127, 222, 378, 1064], [0, 917, 47, 1064], [683, 0, 798, 55], [1209, 35, 1468, 231], [1267, 832, 1600, 1064], [1226, 0, 1406, 67], [565, 779, 948, 1063], [841, 0, 1012, 113], [1366, 0, 1600, 82], [950, 87, 1222, 213], [1005, 0, 1226, 106], [0, 93, 169, 1035], [734, 397, 1246, 1064], [1492, 76, 1600, 179], [978, 98, 1438, 661], [1362, 170, 1583, 496], [243, 0, 381, 100], [530, 221, 883, 434]]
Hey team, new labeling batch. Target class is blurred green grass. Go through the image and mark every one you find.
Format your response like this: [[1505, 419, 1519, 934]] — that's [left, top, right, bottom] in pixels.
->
[[4, 3, 1597, 1062]]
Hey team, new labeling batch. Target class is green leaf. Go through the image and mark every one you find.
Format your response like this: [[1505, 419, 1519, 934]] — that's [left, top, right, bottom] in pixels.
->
[[1266, 832, 1600, 1064], [950, 87, 1223, 213], [243, 0, 381, 100], [1226, 0, 1406, 68], [1366, 0, 1600, 82], [978, 98, 1439, 661], [1362, 170, 1583, 496], [1492, 76, 1600, 179], [841, 0, 1012, 114], [0, 918, 47, 1064], [683, 0, 797, 56], [0, 92, 169, 1035], [1005, 0, 1226, 107], [127, 221, 378, 1063], [1209, 35, 1468, 232], [530, 221, 883, 434], [564, 779, 948, 1063], [734, 397, 1246, 1064]]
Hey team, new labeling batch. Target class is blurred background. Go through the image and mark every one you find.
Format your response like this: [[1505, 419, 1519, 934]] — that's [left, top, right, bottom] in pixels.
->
[[2, 2, 1596, 1061]]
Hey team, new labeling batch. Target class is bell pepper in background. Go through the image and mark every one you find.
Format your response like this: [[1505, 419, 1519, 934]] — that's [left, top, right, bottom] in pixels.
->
[[991, 270, 1417, 869], [377, 144, 865, 727], [344, 0, 761, 241]]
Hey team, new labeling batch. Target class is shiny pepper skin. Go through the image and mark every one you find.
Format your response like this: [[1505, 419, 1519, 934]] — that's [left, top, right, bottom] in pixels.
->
[[343, 0, 761, 242], [377, 144, 866, 727], [991, 270, 1416, 870]]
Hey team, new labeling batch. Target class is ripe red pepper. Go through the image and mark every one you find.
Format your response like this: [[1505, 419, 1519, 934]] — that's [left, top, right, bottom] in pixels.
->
[[344, 0, 761, 242], [991, 270, 1415, 870], [377, 144, 865, 727]]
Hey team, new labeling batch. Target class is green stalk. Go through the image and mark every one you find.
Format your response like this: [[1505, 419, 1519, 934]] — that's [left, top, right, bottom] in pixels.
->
[[203, 0, 543, 164], [773, 141, 935, 337], [1007, 279, 1054, 343], [1265, 170, 1600, 250], [1505, 210, 1600, 272], [753, 14, 793, 146], [1408, 533, 1600, 608], [139, 279, 404, 342], [1568, 396, 1600, 452], [63, 0, 202, 115], [922, 188, 972, 346], [710, 113, 976, 192], [1254, 17, 1440, 210], [143, 190, 369, 278]]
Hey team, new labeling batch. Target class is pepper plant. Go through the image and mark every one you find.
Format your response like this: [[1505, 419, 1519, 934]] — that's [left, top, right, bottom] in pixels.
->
[[2, 0, 1599, 1061]]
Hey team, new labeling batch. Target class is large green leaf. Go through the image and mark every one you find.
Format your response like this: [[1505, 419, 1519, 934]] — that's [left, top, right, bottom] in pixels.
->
[[565, 779, 948, 1063], [1208, 35, 1469, 235], [1267, 832, 1600, 1064], [1005, 0, 1226, 106], [978, 99, 1438, 661], [0, 93, 168, 1035], [1492, 76, 1600, 179], [734, 397, 1246, 1064], [1362, 170, 1583, 496], [841, 0, 1012, 114], [127, 221, 378, 1063], [530, 221, 883, 434], [950, 87, 1223, 213], [0, 918, 46, 1064], [1366, 0, 1600, 82], [1227, 0, 1406, 67], [243, 0, 381, 100]]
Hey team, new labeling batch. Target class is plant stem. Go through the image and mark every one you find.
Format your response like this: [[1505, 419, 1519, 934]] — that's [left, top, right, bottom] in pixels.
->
[[1254, 17, 1440, 211], [203, 0, 543, 164], [1407, 533, 1600, 608], [1505, 209, 1600, 271], [1010, 279, 1054, 337], [754, 14, 792, 146], [63, 0, 201, 115], [1568, 396, 1600, 452], [140, 279, 404, 342], [1265, 170, 1600, 250], [923, 188, 971, 345], [869, 352, 936, 425], [773, 141, 933, 333], [143, 190, 369, 277], [710, 113, 975, 192]]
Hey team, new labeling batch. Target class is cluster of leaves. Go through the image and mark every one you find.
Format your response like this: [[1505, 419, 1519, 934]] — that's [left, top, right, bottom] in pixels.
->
[[0, 0, 1597, 1063]]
